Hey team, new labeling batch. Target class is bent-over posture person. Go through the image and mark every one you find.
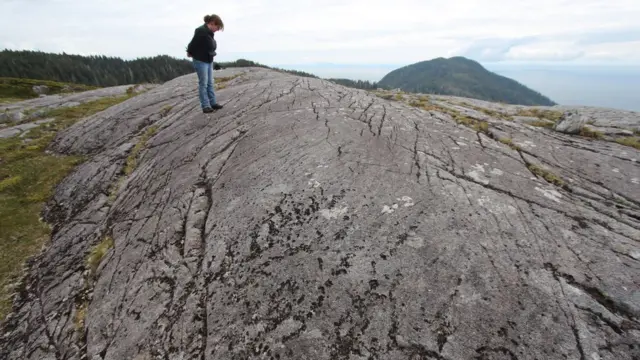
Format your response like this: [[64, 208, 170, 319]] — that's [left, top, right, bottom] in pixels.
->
[[187, 14, 224, 113]]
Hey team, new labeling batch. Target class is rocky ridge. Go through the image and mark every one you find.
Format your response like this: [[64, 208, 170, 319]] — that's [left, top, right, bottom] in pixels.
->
[[0, 67, 639, 360]]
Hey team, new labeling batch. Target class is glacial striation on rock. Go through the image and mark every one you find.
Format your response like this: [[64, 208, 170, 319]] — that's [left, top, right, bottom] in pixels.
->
[[1, 67, 639, 360]]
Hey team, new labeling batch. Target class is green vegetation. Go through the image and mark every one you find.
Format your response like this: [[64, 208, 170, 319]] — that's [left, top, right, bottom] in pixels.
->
[[74, 234, 114, 331], [408, 99, 422, 107], [527, 164, 565, 187], [1, 50, 194, 86], [0, 77, 96, 101], [109, 125, 159, 203], [460, 102, 512, 120], [86, 236, 114, 278], [528, 120, 555, 128], [0, 97, 23, 104], [126, 85, 137, 96], [215, 73, 244, 90], [377, 56, 556, 106], [516, 108, 564, 121], [124, 126, 158, 176], [326, 78, 381, 90], [74, 302, 88, 331], [160, 105, 173, 118], [499, 137, 521, 151], [579, 126, 604, 139], [615, 136, 640, 150], [0, 95, 131, 320], [454, 115, 489, 133], [374, 92, 394, 100]]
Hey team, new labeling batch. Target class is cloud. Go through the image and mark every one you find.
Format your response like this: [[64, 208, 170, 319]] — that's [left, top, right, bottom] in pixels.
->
[[1, 0, 639, 65], [504, 42, 584, 62]]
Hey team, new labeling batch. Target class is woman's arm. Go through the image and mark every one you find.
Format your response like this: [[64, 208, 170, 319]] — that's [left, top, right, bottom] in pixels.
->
[[186, 30, 197, 57]]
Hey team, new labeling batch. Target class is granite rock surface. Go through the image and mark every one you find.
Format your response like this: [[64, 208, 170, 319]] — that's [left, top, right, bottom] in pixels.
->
[[1, 67, 639, 360]]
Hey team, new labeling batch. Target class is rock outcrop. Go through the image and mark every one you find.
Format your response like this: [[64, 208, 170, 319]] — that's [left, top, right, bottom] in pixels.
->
[[1, 67, 639, 360], [0, 83, 156, 126]]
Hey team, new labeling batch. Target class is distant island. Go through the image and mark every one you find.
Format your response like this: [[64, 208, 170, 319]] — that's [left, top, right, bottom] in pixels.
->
[[377, 57, 556, 106]]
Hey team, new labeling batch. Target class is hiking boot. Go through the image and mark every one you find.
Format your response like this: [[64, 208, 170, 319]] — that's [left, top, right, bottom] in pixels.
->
[[203, 107, 214, 113], [211, 103, 224, 110]]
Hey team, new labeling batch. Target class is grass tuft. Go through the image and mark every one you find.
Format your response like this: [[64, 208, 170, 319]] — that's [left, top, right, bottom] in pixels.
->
[[473, 121, 489, 133], [0, 77, 97, 101], [527, 164, 565, 187], [453, 114, 490, 134], [86, 236, 114, 277], [528, 120, 555, 128], [160, 105, 172, 118], [74, 302, 88, 331], [109, 125, 159, 203], [124, 126, 158, 176], [516, 108, 564, 122], [615, 136, 640, 150], [375, 93, 394, 100], [215, 73, 243, 90], [459, 102, 512, 120], [499, 137, 521, 151], [578, 126, 604, 139]]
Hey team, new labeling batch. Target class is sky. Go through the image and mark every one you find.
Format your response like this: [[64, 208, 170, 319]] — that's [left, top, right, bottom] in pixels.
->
[[1, 0, 639, 66], [1, 0, 640, 111]]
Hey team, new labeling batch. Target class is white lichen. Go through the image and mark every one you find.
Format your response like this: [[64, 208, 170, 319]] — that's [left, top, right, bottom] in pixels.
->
[[468, 164, 489, 185], [382, 204, 399, 214], [320, 206, 348, 220], [535, 187, 562, 203], [396, 196, 415, 207]]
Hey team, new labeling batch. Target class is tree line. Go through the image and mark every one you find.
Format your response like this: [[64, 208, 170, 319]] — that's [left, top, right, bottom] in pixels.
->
[[0, 50, 329, 87], [0, 49, 385, 92], [325, 78, 381, 90], [0, 50, 195, 87]]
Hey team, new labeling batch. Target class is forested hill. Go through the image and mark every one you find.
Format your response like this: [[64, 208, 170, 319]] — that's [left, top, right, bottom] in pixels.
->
[[378, 56, 556, 106], [0, 50, 319, 87], [0, 50, 195, 87]]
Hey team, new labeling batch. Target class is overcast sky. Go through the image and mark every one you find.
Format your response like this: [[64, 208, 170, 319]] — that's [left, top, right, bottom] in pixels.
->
[[1, 0, 639, 66]]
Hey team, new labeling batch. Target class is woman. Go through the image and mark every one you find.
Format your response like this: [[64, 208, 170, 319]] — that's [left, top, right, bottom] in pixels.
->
[[187, 14, 224, 113]]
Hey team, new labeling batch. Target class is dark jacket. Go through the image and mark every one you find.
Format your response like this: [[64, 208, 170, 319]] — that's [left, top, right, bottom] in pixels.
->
[[187, 25, 217, 63]]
